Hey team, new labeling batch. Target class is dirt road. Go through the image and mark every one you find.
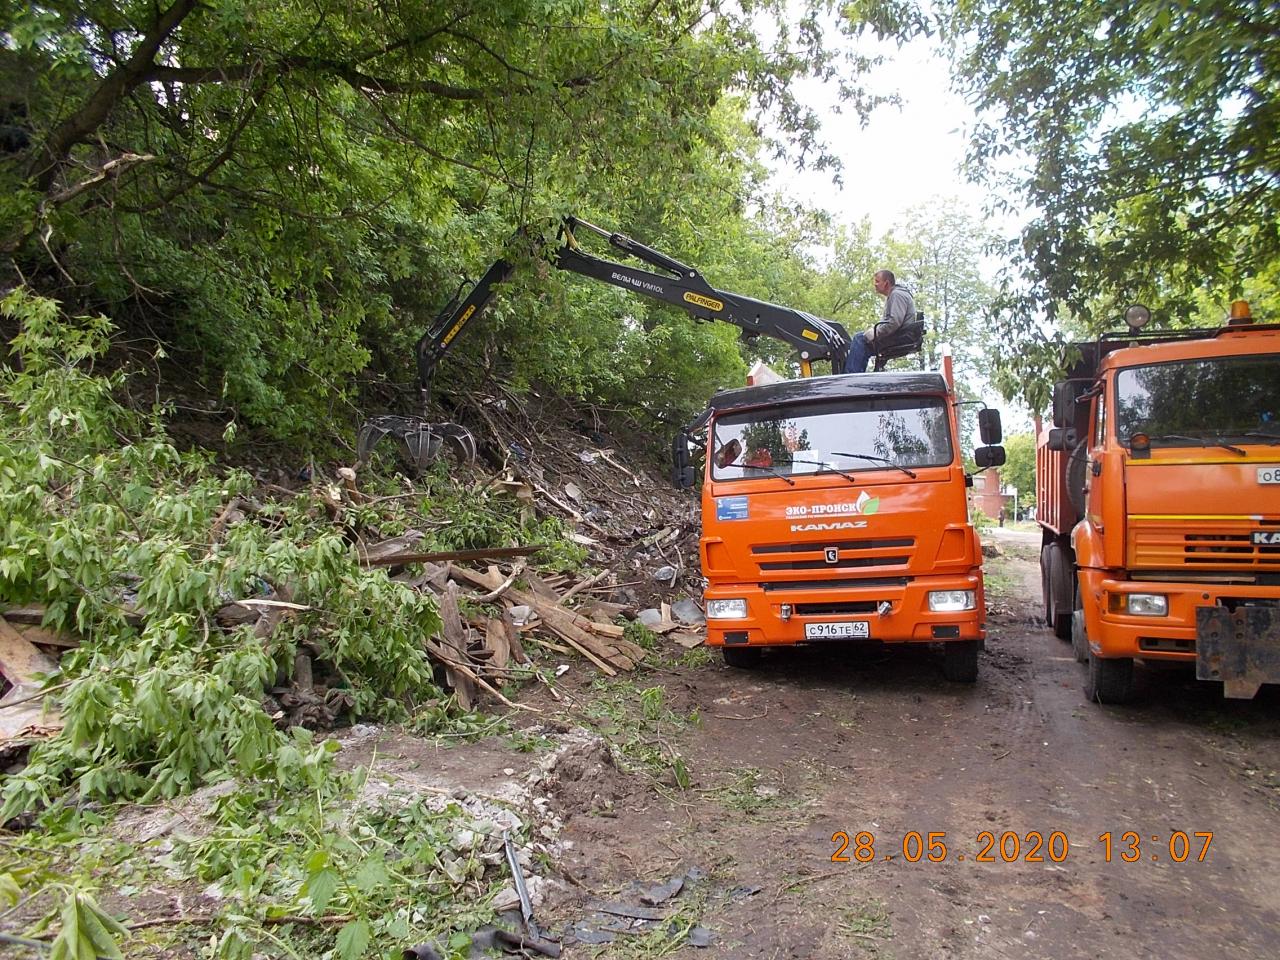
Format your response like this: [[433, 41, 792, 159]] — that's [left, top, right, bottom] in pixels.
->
[[541, 531, 1280, 958]]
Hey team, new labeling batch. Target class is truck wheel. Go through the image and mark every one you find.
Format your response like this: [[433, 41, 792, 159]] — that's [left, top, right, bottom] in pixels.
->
[[722, 646, 762, 669], [1040, 545, 1053, 627], [1048, 544, 1073, 641], [1066, 440, 1089, 519], [942, 640, 979, 683], [1071, 609, 1089, 663], [1084, 654, 1134, 704]]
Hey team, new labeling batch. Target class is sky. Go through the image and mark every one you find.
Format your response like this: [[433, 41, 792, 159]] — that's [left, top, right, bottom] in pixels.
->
[[766, 31, 1007, 243]]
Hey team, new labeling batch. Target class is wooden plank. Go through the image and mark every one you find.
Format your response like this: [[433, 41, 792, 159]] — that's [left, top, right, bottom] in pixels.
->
[[0, 616, 58, 686], [437, 583, 477, 710], [15, 625, 79, 650], [502, 608, 529, 664], [0, 615, 63, 741], [485, 617, 510, 670], [450, 566, 641, 671]]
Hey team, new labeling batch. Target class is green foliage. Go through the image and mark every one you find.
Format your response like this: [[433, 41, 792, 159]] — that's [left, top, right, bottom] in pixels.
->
[[914, 0, 1280, 406], [1000, 432, 1036, 506], [0, 292, 448, 817], [1, 1, 890, 442], [6, 755, 527, 958], [419, 470, 587, 572], [46, 887, 128, 960], [623, 619, 659, 652], [583, 679, 694, 789]]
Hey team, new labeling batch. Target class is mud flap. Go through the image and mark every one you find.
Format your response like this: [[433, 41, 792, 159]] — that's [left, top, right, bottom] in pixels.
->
[[1196, 606, 1280, 699]]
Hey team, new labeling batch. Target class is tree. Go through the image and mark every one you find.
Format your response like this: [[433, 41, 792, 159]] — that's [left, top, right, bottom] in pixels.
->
[[1001, 431, 1036, 509], [847, 1, 1280, 409], [1, 1, 889, 439], [948, 0, 1280, 315], [881, 199, 996, 381]]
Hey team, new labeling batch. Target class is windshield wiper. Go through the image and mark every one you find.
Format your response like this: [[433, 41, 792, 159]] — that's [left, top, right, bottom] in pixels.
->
[[738, 463, 795, 486], [831, 451, 918, 479], [782, 458, 859, 484], [1146, 434, 1246, 456], [1234, 431, 1280, 444]]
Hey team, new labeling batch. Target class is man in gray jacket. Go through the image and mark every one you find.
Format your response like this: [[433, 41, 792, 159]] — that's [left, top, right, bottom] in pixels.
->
[[843, 270, 916, 373]]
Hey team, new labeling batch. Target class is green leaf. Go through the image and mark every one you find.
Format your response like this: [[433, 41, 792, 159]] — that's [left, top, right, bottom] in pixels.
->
[[335, 918, 371, 960], [303, 867, 340, 914]]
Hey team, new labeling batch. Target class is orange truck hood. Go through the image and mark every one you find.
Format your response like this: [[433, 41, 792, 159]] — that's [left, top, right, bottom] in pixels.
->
[[1125, 452, 1280, 519], [701, 469, 974, 585]]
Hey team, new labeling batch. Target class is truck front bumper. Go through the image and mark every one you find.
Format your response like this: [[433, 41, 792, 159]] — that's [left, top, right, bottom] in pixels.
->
[[704, 573, 985, 648], [1082, 573, 1280, 688]]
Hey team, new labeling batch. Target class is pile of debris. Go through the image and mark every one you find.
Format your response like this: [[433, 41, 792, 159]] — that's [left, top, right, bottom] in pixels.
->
[[2, 390, 711, 761]]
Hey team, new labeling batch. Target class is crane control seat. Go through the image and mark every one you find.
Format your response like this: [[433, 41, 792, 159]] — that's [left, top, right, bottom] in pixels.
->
[[872, 312, 927, 371]]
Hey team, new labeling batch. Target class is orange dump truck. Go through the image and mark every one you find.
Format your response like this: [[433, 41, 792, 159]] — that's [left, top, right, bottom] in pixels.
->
[[672, 363, 1004, 682], [1037, 303, 1280, 702]]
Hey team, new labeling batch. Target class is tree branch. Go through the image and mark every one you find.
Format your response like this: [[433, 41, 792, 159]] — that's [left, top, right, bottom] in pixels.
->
[[146, 59, 488, 100], [29, 0, 201, 193]]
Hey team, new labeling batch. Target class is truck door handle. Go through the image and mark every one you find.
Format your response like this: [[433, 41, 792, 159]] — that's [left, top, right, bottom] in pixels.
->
[[1091, 460, 1101, 476]]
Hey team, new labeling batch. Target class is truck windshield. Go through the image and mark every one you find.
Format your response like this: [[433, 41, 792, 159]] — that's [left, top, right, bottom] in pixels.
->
[[1115, 355, 1280, 445], [710, 396, 952, 482]]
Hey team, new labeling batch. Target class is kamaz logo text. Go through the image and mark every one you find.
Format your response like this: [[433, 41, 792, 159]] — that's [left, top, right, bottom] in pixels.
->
[[1253, 531, 1280, 546], [790, 521, 867, 532]]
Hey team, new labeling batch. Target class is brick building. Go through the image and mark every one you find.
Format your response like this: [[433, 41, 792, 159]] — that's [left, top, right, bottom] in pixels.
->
[[971, 467, 1014, 522]]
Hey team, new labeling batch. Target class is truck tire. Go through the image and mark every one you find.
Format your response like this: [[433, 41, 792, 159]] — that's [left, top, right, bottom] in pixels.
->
[[1040, 545, 1053, 628], [1048, 543, 1073, 640], [722, 646, 763, 669], [1071, 609, 1089, 663], [942, 640, 979, 683], [1066, 440, 1089, 519], [1084, 654, 1134, 704]]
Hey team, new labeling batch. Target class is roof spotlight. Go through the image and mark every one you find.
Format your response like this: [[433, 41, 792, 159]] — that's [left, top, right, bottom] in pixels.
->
[[1124, 304, 1152, 330]]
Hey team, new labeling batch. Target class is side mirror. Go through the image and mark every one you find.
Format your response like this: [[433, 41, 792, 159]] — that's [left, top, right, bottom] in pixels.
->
[[671, 433, 696, 489], [978, 408, 1003, 445], [974, 445, 1006, 469], [1051, 381, 1085, 428]]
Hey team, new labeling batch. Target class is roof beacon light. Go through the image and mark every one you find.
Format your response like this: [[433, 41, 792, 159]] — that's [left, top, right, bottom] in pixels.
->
[[1124, 304, 1152, 330], [1228, 299, 1254, 325]]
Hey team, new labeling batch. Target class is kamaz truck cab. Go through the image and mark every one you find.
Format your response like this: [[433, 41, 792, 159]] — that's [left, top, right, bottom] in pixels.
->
[[1038, 302, 1280, 702], [674, 357, 1004, 682]]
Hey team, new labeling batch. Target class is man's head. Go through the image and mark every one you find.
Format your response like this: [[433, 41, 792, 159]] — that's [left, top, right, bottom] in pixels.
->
[[873, 270, 895, 297]]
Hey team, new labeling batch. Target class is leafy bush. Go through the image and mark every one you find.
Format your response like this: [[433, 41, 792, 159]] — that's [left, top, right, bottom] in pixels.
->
[[0, 291, 445, 818]]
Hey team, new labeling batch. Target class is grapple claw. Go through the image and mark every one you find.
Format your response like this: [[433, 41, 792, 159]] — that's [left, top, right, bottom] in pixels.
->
[[356, 416, 477, 472]]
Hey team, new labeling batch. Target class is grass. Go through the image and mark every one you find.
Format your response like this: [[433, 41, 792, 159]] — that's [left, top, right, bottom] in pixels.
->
[[837, 899, 894, 955]]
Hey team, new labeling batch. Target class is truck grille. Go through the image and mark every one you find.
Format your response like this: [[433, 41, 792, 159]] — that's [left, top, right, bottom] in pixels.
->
[[750, 537, 915, 577], [1129, 522, 1280, 571]]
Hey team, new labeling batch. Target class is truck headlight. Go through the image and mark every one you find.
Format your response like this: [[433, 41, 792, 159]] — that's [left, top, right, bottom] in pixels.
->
[[1126, 593, 1168, 616], [707, 598, 748, 619], [928, 590, 976, 612]]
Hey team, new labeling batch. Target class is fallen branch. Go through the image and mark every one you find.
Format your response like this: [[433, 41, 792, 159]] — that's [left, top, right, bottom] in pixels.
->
[[233, 598, 313, 611], [361, 545, 543, 566]]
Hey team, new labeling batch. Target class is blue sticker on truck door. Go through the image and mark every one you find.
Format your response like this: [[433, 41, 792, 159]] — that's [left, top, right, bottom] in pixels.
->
[[716, 496, 749, 521]]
